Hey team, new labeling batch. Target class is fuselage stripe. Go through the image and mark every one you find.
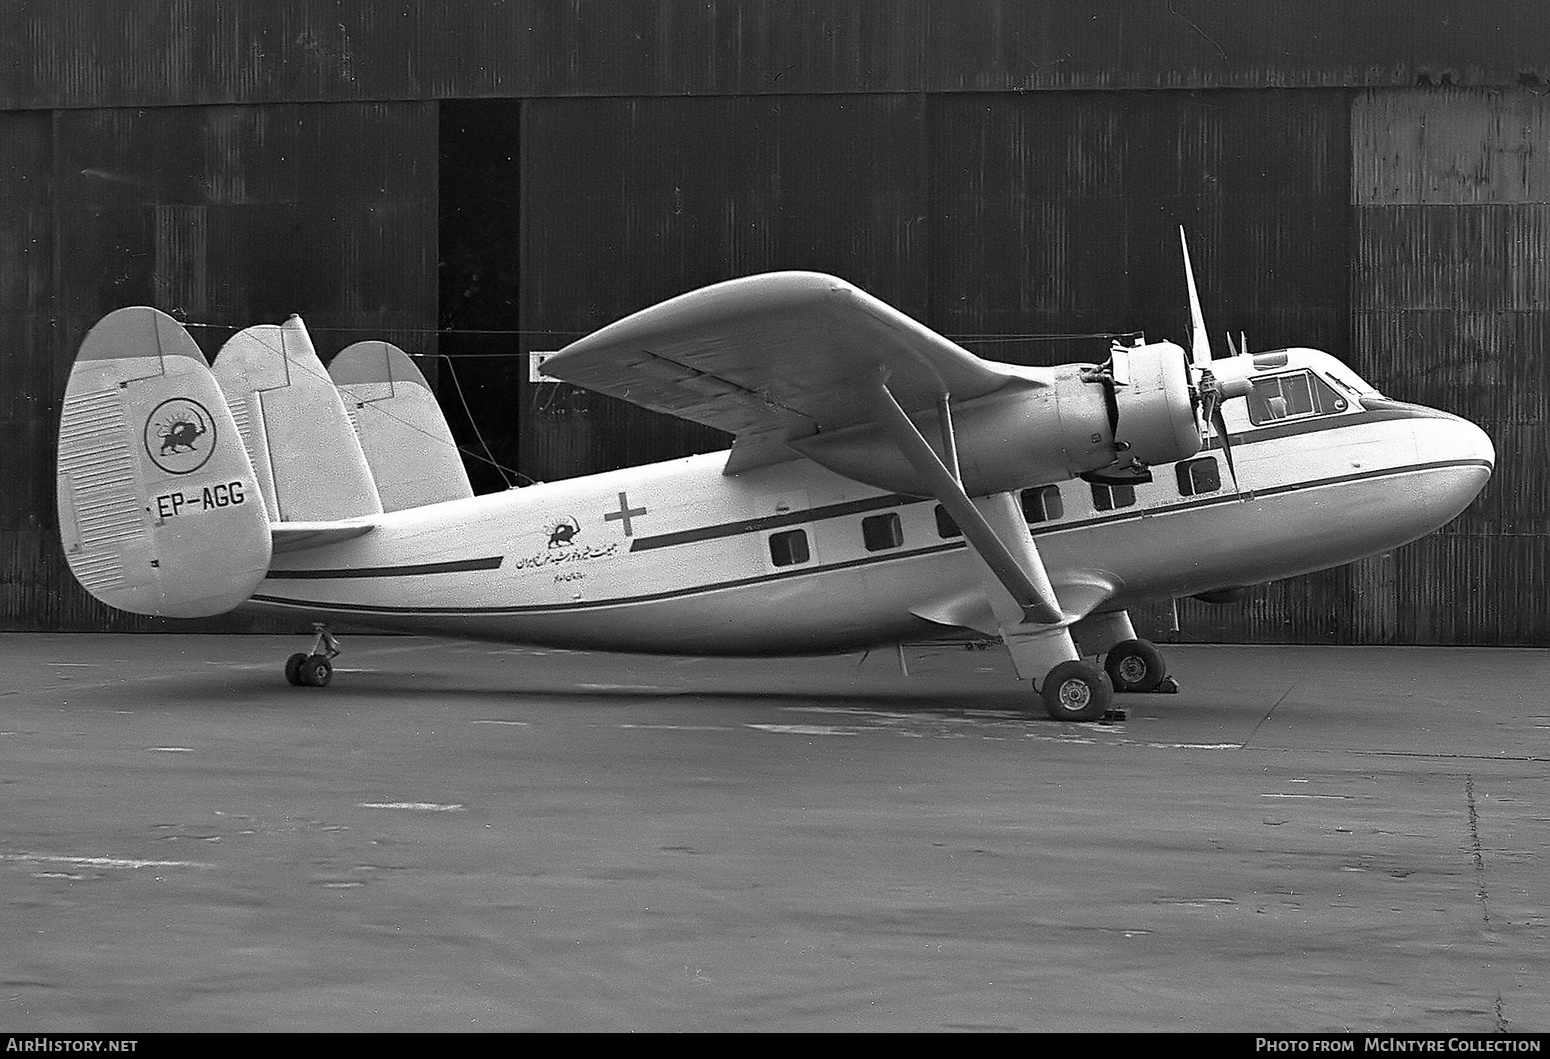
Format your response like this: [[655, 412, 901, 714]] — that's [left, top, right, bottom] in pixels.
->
[[266, 555, 505, 580], [628, 492, 913, 552], [251, 542, 964, 615]]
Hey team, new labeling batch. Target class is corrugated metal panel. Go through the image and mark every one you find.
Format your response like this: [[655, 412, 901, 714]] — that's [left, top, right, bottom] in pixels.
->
[[0, 110, 55, 540], [930, 0, 1550, 93], [1351, 87, 1549, 647], [0, 100, 439, 630], [1394, 534, 1549, 646], [515, 94, 929, 482], [7, 1, 1550, 111], [50, 103, 439, 343], [1354, 89, 1550, 206], [927, 90, 1349, 365], [1353, 205, 1550, 311], [2, 0, 930, 109], [1352, 310, 1548, 426]]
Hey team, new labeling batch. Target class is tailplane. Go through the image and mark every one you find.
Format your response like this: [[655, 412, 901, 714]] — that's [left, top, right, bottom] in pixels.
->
[[56, 308, 272, 617], [329, 341, 473, 511]]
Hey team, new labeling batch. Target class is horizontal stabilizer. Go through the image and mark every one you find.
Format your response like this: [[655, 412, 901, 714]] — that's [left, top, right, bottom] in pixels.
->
[[56, 308, 272, 617], [270, 521, 376, 554], [212, 318, 383, 523], [330, 341, 473, 511]]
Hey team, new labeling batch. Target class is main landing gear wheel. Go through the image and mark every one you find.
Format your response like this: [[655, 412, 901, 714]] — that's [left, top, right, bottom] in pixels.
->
[[1104, 638, 1168, 694], [284, 652, 308, 686], [1040, 660, 1113, 722]]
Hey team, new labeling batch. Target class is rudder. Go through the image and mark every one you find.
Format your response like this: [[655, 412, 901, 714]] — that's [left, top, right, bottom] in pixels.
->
[[212, 317, 384, 522], [56, 308, 272, 618], [330, 341, 474, 511]]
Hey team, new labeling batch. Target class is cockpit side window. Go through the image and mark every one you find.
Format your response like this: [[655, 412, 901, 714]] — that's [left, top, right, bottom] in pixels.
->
[[1247, 370, 1348, 426]]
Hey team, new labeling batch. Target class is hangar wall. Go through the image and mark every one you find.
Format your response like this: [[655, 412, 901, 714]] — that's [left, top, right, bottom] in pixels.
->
[[0, 101, 438, 630], [2, 2, 1545, 644], [1348, 91, 1550, 645]]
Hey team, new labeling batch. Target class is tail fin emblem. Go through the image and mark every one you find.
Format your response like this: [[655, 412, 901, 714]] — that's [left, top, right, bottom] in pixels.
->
[[145, 398, 215, 474]]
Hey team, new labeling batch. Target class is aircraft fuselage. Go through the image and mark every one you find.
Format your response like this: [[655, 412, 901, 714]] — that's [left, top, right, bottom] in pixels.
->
[[243, 349, 1493, 654]]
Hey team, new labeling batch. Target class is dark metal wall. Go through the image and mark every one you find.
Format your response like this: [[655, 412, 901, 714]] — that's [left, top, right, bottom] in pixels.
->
[[7, 1, 1548, 109], [926, 90, 1350, 362], [0, 101, 438, 630], [4, 1, 1544, 643], [515, 94, 929, 482], [512, 89, 1350, 470], [1349, 90, 1549, 645]]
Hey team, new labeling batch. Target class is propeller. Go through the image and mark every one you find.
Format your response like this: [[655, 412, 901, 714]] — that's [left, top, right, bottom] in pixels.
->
[[1177, 226, 1247, 487]]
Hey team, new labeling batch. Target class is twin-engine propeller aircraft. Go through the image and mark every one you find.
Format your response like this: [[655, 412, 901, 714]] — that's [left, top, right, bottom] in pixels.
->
[[55, 232, 1494, 721]]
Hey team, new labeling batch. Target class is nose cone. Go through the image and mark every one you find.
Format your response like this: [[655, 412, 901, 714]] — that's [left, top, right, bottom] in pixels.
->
[[1458, 415, 1495, 474], [1417, 411, 1494, 525]]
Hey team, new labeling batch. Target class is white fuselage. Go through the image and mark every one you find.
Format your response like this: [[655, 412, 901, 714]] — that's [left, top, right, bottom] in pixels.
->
[[241, 350, 1494, 654]]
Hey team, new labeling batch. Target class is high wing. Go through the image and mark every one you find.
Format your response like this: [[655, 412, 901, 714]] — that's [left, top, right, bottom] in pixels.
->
[[544, 271, 1049, 470], [548, 271, 1087, 633], [547, 267, 1211, 719]]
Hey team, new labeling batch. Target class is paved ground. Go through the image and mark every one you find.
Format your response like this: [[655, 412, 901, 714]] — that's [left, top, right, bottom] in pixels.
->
[[1, 633, 1546, 1032]]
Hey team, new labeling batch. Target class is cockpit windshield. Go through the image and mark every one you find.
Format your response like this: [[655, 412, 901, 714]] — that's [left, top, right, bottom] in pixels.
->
[[1246, 370, 1350, 426]]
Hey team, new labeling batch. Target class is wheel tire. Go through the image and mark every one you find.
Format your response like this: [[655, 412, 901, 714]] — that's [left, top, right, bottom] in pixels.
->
[[1104, 638, 1167, 693], [284, 652, 308, 686], [1040, 660, 1113, 722], [300, 654, 333, 688]]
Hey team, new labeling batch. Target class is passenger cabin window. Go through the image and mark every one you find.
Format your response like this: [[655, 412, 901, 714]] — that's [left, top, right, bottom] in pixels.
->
[[1020, 485, 1063, 523], [1090, 482, 1136, 512], [934, 505, 962, 539], [861, 512, 904, 552], [769, 529, 810, 566], [1176, 456, 1222, 496], [1247, 370, 1348, 426]]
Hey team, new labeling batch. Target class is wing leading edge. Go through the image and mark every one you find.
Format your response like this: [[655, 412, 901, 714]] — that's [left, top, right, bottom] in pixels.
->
[[543, 272, 1048, 470]]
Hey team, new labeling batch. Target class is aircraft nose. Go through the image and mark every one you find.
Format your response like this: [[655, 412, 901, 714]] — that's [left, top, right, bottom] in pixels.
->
[[1417, 410, 1494, 521], [1457, 414, 1495, 473]]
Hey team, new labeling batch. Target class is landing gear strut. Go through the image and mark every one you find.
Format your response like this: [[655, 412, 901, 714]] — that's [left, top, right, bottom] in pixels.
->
[[285, 624, 340, 688]]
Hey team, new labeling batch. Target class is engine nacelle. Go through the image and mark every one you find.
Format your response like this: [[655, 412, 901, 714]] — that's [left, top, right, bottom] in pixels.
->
[[1109, 341, 1201, 469], [788, 341, 1203, 498]]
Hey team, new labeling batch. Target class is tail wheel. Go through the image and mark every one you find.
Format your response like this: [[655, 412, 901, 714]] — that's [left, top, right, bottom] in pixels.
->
[[284, 652, 308, 686], [1040, 660, 1113, 722], [1104, 639, 1167, 693], [299, 654, 333, 688]]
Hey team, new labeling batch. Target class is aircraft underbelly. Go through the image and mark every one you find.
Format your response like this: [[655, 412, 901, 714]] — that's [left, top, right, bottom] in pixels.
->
[[245, 552, 958, 654]]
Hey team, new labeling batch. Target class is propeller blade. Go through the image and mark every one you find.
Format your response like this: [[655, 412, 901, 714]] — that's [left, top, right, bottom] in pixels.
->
[[1179, 226, 1212, 368], [1211, 403, 1239, 489]]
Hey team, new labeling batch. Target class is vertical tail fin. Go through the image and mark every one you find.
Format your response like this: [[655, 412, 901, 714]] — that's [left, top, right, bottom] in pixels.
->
[[211, 317, 384, 523], [56, 308, 272, 617], [329, 341, 474, 511]]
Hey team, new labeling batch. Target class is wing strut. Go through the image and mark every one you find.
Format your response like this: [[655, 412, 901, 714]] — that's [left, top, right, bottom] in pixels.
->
[[869, 375, 1063, 626]]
